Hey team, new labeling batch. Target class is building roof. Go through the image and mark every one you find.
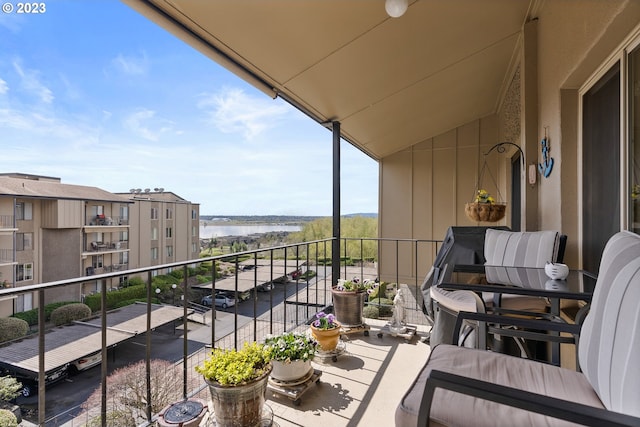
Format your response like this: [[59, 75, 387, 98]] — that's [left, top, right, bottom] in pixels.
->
[[0, 176, 131, 203], [117, 190, 198, 204], [0, 303, 186, 375]]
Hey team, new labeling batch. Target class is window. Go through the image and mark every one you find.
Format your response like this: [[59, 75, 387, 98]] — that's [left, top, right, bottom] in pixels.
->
[[192, 242, 198, 253], [119, 252, 128, 265], [120, 205, 129, 223], [166, 245, 173, 257], [151, 247, 158, 260], [151, 208, 158, 220], [92, 255, 103, 268], [16, 263, 33, 281], [120, 231, 129, 242], [166, 208, 173, 219], [192, 209, 197, 219], [16, 202, 33, 220], [166, 227, 173, 238], [16, 232, 33, 251], [192, 226, 197, 237]]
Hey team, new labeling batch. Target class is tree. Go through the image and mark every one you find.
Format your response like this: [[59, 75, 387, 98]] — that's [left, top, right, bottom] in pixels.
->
[[82, 360, 184, 426]]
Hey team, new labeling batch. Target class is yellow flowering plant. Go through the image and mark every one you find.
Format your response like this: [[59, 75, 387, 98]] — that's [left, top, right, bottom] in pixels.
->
[[474, 189, 495, 204]]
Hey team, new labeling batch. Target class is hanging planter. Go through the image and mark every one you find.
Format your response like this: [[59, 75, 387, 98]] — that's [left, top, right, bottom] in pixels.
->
[[465, 201, 506, 222], [465, 142, 520, 223]]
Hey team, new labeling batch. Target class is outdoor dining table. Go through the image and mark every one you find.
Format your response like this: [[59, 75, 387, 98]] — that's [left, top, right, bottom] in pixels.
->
[[437, 264, 598, 365]]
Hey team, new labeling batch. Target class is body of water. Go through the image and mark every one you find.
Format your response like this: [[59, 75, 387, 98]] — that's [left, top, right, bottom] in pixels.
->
[[199, 224, 302, 238]]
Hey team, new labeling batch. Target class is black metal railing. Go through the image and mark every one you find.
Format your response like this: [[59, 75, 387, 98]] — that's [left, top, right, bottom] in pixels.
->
[[0, 236, 441, 426]]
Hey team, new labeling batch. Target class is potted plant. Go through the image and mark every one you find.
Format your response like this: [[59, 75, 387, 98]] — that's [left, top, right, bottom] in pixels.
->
[[465, 189, 506, 222], [309, 312, 341, 352], [195, 342, 272, 427], [332, 277, 380, 327], [265, 332, 317, 382]]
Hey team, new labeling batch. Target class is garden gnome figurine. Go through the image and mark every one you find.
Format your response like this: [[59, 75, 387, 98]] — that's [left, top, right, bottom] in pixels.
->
[[390, 288, 407, 334]]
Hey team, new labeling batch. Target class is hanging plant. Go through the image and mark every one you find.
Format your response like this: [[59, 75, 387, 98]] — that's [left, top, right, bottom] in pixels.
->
[[465, 143, 515, 223]]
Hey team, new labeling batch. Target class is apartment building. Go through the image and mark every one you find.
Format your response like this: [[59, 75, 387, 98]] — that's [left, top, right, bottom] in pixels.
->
[[118, 189, 200, 279], [0, 174, 200, 317]]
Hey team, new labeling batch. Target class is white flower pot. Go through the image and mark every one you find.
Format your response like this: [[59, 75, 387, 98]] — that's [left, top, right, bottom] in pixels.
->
[[270, 359, 311, 382]]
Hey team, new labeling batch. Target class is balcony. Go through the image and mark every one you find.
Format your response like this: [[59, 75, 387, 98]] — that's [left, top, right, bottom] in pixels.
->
[[85, 215, 129, 228], [84, 240, 129, 254], [0, 215, 16, 230], [0, 237, 439, 426]]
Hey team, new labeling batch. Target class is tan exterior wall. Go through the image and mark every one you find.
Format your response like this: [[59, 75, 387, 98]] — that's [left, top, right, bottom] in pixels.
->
[[379, 1, 640, 281]]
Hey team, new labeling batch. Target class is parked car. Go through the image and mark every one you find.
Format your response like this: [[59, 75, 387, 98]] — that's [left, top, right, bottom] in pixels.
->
[[201, 293, 235, 309], [257, 282, 274, 292], [2, 364, 69, 398], [70, 351, 102, 373]]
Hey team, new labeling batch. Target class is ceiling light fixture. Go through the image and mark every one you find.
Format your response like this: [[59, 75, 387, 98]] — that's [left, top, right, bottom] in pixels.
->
[[385, 0, 408, 18]]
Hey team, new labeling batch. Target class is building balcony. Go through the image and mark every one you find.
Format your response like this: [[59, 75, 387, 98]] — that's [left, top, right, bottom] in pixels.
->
[[84, 240, 129, 254], [0, 215, 16, 231], [85, 215, 129, 228], [0, 237, 446, 426]]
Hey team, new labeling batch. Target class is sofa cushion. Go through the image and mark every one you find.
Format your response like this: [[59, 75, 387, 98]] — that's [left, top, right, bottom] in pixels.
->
[[395, 344, 604, 427]]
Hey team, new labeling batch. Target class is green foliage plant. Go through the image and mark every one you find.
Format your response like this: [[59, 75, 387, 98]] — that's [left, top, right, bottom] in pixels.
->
[[265, 332, 317, 363], [366, 297, 394, 317], [50, 303, 91, 326], [195, 342, 271, 386], [0, 409, 17, 427], [0, 318, 29, 343], [363, 305, 380, 319], [0, 376, 22, 401]]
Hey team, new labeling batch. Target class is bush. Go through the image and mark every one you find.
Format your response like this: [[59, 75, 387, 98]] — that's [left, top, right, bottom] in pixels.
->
[[366, 297, 394, 317], [0, 376, 22, 401], [0, 318, 29, 343], [12, 301, 78, 326], [50, 303, 92, 326], [0, 409, 17, 427], [84, 284, 147, 312], [363, 305, 380, 319], [168, 270, 183, 280], [122, 277, 145, 288]]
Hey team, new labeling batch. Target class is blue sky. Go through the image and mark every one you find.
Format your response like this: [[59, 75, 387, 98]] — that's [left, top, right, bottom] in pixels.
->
[[0, 1, 378, 216]]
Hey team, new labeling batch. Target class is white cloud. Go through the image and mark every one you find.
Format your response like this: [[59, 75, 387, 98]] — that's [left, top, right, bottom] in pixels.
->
[[198, 87, 291, 140], [0, 78, 8, 94], [112, 52, 148, 75], [123, 108, 177, 142], [12, 59, 54, 104]]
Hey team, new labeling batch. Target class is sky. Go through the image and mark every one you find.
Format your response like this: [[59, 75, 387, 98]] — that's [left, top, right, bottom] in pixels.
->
[[0, 1, 379, 216]]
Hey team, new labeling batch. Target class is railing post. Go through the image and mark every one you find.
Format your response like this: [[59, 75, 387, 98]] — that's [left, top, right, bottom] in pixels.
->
[[145, 271, 152, 423], [37, 289, 45, 426], [182, 264, 189, 399], [331, 121, 341, 286]]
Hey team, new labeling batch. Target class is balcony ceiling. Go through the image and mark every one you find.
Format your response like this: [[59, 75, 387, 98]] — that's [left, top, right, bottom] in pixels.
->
[[125, 0, 536, 160]]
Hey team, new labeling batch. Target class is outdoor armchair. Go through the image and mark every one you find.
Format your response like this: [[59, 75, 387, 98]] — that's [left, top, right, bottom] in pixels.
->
[[395, 231, 640, 427]]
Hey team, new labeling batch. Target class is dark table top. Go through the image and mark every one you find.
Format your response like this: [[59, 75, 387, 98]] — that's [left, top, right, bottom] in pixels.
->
[[439, 264, 597, 301]]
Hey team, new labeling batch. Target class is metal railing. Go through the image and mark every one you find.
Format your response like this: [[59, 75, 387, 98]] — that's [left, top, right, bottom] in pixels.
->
[[0, 214, 14, 228], [0, 236, 441, 426]]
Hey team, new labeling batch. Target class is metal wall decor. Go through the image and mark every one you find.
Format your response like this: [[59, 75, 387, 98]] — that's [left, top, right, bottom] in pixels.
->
[[538, 129, 554, 178]]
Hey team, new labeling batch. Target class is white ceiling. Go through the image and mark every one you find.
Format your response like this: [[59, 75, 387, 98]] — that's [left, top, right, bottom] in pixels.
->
[[124, 0, 536, 160]]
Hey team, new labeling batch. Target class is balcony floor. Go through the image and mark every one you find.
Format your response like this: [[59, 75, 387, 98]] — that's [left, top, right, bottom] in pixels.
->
[[192, 318, 432, 427], [268, 320, 431, 427]]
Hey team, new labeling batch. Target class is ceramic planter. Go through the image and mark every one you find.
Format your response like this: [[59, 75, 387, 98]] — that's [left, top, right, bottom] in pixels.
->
[[331, 288, 366, 327], [270, 359, 312, 382], [310, 323, 341, 351], [205, 365, 272, 427]]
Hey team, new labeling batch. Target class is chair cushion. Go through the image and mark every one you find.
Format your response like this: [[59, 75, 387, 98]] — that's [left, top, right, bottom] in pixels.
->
[[395, 344, 604, 427], [484, 229, 560, 267], [578, 231, 640, 417]]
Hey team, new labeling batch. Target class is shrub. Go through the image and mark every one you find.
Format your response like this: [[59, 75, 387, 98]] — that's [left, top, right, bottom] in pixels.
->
[[168, 270, 183, 280], [123, 277, 145, 288], [0, 376, 22, 401], [12, 301, 78, 326], [50, 303, 92, 326], [84, 284, 147, 312], [363, 305, 380, 319], [366, 297, 394, 317], [0, 318, 29, 343], [0, 409, 17, 427]]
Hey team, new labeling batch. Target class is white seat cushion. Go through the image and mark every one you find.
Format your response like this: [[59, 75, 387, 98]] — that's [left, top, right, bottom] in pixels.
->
[[395, 344, 604, 427]]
